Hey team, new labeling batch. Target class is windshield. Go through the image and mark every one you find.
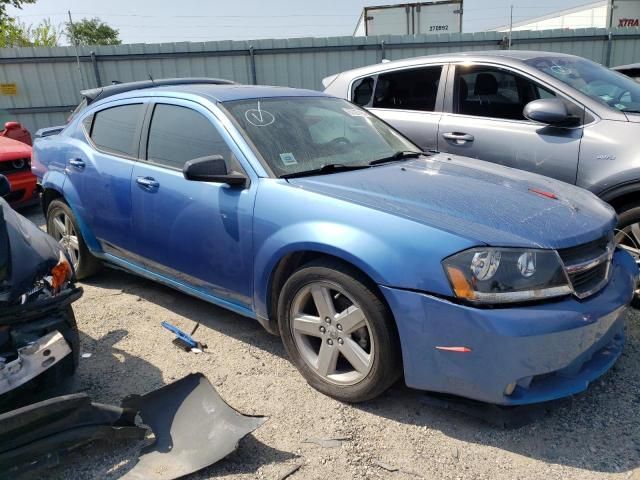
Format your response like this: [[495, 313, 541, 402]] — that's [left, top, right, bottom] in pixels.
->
[[525, 56, 640, 113], [222, 96, 418, 177]]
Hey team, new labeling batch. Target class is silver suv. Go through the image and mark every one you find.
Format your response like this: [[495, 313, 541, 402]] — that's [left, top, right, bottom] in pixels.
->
[[324, 51, 640, 262]]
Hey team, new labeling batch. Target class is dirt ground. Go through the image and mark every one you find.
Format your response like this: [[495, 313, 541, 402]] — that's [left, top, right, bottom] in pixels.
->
[[19, 206, 640, 480]]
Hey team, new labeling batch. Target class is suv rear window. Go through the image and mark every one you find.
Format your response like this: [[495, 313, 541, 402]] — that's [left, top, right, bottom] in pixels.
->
[[90, 104, 143, 157]]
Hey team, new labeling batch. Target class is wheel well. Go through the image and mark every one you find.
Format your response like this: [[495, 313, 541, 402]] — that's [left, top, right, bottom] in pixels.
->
[[42, 188, 64, 216], [266, 251, 392, 332]]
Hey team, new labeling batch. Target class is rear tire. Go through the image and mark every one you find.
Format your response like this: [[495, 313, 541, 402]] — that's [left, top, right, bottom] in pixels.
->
[[278, 259, 401, 402], [46, 199, 101, 280]]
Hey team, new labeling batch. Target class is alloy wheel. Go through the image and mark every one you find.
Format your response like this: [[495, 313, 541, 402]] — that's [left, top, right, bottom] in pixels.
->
[[289, 282, 374, 385], [615, 224, 640, 262], [615, 224, 640, 295], [50, 211, 80, 270]]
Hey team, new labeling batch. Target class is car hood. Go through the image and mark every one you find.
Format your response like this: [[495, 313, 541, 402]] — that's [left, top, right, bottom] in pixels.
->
[[288, 154, 616, 249], [0, 136, 31, 161], [0, 198, 62, 305]]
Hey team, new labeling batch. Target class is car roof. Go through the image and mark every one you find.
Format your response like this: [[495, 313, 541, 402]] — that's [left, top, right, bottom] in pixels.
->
[[80, 77, 236, 104], [97, 83, 330, 105], [333, 50, 579, 77]]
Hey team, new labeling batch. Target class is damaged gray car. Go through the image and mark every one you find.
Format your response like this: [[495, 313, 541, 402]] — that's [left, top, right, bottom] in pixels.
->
[[0, 174, 82, 405]]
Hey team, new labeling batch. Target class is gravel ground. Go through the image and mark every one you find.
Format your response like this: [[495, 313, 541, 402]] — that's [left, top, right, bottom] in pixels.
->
[[17, 206, 640, 480]]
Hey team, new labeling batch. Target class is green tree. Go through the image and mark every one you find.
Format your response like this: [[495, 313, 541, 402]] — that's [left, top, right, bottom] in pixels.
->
[[0, 0, 36, 23], [0, 19, 28, 47], [65, 17, 121, 46], [28, 18, 59, 46], [0, 18, 59, 47]]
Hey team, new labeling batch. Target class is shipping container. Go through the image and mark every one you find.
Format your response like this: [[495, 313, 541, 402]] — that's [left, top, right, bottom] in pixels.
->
[[354, 1, 463, 36]]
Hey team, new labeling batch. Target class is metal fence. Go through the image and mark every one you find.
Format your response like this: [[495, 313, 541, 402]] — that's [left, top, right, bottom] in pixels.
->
[[1, 27, 639, 132]]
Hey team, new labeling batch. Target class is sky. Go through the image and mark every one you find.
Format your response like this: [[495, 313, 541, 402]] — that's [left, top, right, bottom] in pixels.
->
[[7, 0, 594, 44]]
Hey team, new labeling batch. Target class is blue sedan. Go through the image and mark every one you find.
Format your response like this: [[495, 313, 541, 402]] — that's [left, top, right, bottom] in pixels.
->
[[32, 81, 637, 404]]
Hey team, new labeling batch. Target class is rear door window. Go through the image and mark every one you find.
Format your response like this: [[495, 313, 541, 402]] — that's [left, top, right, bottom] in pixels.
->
[[372, 65, 443, 111], [146, 104, 234, 170], [90, 104, 144, 157]]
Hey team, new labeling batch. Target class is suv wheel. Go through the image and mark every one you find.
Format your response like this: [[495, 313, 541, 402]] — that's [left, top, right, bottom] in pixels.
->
[[614, 202, 640, 306], [46, 199, 101, 280], [278, 259, 401, 402]]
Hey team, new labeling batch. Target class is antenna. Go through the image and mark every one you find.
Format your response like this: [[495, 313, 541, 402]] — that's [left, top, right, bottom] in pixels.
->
[[68, 11, 87, 89], [148, 73, 154, 84]]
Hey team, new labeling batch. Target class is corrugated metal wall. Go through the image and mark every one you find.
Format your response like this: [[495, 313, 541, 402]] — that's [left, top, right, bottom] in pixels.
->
[[1, 27, 639, 132]]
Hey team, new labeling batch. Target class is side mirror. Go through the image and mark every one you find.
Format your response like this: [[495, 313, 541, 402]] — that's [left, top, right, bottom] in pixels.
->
[[0, 175, 11, 198], [183, 155, 247, 187], [3, 121, 20, 131], [523, 98, 574, 126]]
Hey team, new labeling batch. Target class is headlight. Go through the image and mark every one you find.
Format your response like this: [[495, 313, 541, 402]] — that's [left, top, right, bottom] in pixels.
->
[[443, 247, 571, 304]]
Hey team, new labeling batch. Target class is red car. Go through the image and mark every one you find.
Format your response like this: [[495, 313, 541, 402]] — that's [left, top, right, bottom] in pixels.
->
[[0, 136, 37, 207], [0, 121, 32, 146]]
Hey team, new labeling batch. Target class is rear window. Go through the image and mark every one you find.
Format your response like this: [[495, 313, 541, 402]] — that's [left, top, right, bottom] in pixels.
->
[[90, 104, 143, 157], [372, 66, 442, 112], [68, 98, 88, 122]]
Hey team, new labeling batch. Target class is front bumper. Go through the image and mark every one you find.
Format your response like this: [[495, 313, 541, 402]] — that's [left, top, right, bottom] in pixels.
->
[[381, 250, 638, 405], [5, 171, 37, 207]]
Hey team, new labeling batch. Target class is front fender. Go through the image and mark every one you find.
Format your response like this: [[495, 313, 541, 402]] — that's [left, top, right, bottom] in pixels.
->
[[254, 222, 390, 318], [253, 220, 473, 321], [596, 179, 640, 206], [251, 180, 477, 321]]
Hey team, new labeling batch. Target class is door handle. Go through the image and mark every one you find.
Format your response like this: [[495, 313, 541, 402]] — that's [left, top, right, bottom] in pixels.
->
[[136, 176, 159, 190], [442, 132, 475, 143], [68, 158, 85, 169]]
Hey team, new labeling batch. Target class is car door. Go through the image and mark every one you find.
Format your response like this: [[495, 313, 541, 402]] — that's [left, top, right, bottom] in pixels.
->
[[438, 63, 584, 185], [129, 100, 256, 309], [65, 101, 145, 258], [350, 64, 446, 151]]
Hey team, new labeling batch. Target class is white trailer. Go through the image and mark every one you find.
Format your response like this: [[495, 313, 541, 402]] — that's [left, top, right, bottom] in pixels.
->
[[610, 0, 640, 27], [353, 1, 463, 36]]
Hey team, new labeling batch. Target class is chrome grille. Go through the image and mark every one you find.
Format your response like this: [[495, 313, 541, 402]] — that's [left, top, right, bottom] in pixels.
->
[[558, 236, 613, 299]]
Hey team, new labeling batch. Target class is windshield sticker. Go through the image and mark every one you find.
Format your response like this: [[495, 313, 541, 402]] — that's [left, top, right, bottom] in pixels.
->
[[342, 107, 370, 117], [280, 152, 297, 166], [245, 100, 275, 127]]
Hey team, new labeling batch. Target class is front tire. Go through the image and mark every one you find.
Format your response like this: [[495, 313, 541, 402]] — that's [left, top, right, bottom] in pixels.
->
[[278, 259, 401, 402], [614, 202, 640, 307], [46, 199, 101, 280]]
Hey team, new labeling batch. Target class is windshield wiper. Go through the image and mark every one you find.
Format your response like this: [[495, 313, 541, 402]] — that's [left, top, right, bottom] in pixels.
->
[[280, 163, 370, 179], [622, 108, 640, 114], [368, 150, 429, 166]]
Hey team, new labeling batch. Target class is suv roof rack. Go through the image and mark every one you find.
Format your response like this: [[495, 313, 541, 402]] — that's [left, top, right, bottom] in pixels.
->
[[80, 77, 237, 105]]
